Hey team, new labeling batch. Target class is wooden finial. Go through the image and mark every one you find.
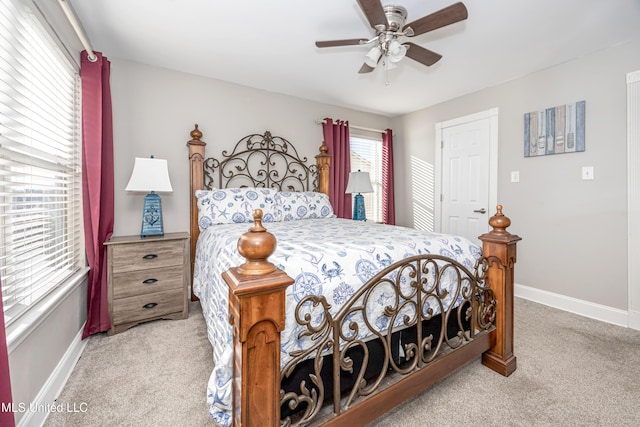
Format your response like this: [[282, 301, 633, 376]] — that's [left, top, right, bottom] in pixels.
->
[[319, 143, 328, 154], [187, 124, 205, 147], [191, 124, 202, 140], [236, 209, 277, 275], [488, 204, 511, 234]]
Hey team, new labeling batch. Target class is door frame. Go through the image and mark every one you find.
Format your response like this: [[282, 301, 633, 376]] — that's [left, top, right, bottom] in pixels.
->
[[435, 108, 499, 233], [627, 70, 640, 330]]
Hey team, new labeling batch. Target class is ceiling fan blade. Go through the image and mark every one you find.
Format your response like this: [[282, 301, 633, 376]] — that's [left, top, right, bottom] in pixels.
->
[[356, 0, 387, 29], [404, 42, 443, 67], [358, 63, 375, 74], [316, 39, 368, 48], [404, 2, 468, 37]]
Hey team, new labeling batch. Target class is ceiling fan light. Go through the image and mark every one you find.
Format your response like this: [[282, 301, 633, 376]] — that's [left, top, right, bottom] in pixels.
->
[[388, 40, 407, 63], [364, 46, 382, 68]]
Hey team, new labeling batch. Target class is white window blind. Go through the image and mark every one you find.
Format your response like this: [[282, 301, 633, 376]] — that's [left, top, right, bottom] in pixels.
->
[[350, 136, 383, 223], [0, 0, 82, 325]]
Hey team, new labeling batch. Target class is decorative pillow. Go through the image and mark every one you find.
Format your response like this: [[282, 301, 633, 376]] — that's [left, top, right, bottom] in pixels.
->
[[195, 188, 279, 230], [275, 191, 335, 221]]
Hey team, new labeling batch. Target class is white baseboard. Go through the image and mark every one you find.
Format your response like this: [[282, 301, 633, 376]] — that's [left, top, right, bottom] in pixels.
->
[[628, 309, 640, 330], [18, 324, 88, 427], [514, 283, 630, 328]]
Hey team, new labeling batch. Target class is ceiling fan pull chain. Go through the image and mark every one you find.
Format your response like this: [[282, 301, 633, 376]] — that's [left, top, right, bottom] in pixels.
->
[[385, 61, 390, 86]]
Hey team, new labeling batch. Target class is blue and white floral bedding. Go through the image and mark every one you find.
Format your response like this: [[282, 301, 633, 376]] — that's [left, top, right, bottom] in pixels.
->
[[193, 217, 481, 426]]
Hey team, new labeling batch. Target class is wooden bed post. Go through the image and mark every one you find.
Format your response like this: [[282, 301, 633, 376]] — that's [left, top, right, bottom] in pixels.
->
[[315, 142, 331, 195], [187, 125, 205, 301], [222, 210, 294, 427], [478, 205, 521, 377]]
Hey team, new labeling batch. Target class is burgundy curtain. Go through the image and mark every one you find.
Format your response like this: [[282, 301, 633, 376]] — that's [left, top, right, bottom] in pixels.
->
[[382, 129, 396, 225], [81, 51, 114, 338], [1, 278, 15, 427], [322, 118, 352, 218]]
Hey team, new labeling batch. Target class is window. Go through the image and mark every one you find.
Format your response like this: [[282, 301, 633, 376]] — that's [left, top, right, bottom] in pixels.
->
[[0, 0, 83, 325], [350, 136, 383, 223]]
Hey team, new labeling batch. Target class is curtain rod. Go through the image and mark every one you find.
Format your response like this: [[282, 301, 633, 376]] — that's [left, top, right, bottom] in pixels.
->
[[315, 119, 386, 134], [58, 0, 97, 62]]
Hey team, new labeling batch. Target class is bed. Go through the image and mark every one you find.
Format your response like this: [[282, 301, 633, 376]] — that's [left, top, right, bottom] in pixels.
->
[[186, 125, 521, 427]]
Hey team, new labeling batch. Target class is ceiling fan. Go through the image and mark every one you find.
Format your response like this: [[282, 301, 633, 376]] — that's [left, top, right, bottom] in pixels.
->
[[315, 0, 468, 74]]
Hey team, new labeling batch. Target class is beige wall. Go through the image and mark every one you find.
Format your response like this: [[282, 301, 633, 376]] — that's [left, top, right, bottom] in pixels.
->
[[111, 36, 640, 311], [109, 59, 393, 237], [393, 37, 640, 311]]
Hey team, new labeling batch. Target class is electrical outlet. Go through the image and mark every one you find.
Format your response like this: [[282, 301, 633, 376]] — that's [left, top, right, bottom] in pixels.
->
[[582, 166, 594, 180], [510, 171, 520, 183]]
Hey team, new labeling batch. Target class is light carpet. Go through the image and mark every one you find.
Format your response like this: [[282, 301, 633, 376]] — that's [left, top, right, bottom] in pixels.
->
[[44, 298, 640, 426]]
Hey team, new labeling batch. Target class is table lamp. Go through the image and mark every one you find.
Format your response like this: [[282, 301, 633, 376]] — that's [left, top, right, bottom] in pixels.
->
[[345, 170, 373, 221], [126, 156, 173, 237]]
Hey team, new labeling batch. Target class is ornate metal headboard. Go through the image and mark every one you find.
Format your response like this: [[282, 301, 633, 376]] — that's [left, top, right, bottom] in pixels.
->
[[186, 125, 331, 300], [203, 131, 319, 192]]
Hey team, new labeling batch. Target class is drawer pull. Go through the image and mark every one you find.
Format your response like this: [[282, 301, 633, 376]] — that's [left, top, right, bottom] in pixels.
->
[[142, 278, 158, 284], [142, 254, 158, 260], [143, 302, 158, 309]]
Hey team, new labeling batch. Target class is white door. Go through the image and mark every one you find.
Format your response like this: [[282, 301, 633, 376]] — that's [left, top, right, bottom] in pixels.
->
[[436, 109, 497, 245]]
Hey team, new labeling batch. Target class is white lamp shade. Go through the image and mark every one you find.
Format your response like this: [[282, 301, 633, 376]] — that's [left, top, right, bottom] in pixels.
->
[[388, 40, 407, 63], [125, 157, 173, 192], [364, 47, 382, 68], [345, 171, 373, 194]]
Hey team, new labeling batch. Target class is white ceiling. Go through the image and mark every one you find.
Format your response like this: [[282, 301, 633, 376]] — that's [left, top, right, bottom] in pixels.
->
[[68, 0, 640, 117]]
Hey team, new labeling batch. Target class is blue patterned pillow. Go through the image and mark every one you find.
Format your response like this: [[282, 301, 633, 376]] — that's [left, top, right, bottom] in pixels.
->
[[195, 188, 279, 230], [275, 191, 335, 221]]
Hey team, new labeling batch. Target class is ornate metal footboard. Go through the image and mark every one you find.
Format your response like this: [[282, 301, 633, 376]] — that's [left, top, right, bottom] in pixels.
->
[[222, 207, 520, 427], [281, 254, 495, 426]]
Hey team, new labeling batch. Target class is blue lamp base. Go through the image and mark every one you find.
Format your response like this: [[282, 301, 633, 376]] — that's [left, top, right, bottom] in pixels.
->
[[352, 193, 366, 221], [140, 192, 164, 237]]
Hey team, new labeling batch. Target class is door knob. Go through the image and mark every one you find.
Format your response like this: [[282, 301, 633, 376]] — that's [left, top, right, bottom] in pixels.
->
[[474, 208, 487, 214]]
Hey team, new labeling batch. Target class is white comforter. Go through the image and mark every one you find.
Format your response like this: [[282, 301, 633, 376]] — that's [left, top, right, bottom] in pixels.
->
[[193, 218, 481, 426]]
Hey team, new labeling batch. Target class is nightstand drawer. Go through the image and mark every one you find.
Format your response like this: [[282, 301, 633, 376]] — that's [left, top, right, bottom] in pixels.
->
[[111, 240, 184, 273], [112, 289, 184, 325], [112, 265, 184, 299]]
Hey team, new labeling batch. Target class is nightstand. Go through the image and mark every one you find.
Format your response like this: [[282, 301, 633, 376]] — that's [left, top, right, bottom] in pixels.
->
[[104, 232, 190, 335]]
